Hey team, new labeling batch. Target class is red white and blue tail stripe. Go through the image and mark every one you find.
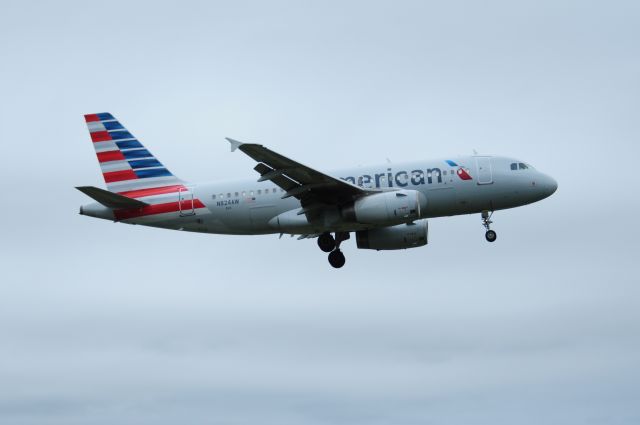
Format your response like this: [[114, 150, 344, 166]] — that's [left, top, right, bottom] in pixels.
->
[[85, 112, 183, 192], [84, 113, 209, 222]]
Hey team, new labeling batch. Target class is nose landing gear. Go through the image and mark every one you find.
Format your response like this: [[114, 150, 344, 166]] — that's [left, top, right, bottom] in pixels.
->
[[318, 232, 350, 268], [482, 210, 497, 242]]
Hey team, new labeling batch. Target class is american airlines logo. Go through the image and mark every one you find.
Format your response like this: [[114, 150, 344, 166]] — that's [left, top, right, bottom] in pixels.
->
[[448, 160, 473, 181], [341, 160, 472, 188]]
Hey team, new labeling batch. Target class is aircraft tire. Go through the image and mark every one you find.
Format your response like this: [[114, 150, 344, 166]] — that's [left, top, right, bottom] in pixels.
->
[[485, 230, 497, 242], [318, 233, 336, 252], [328, 249, 346, 268]]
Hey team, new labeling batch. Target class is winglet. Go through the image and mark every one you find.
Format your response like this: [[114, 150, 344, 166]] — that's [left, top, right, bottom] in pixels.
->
[[226, 137, 244, 152]]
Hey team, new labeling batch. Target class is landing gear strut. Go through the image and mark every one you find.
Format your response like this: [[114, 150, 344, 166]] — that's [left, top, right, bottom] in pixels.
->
[[482, 210, 497, 242], [325, 232, 350, 268]]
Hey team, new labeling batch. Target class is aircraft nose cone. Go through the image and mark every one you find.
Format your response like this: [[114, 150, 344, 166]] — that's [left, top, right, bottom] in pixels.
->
[[542, 174, 558, 197], [549, 176, 558, 194]]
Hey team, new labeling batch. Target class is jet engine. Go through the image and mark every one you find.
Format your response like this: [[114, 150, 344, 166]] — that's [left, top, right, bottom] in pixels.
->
[[356, 219, 428, 250], [343, 190, 427, 226]]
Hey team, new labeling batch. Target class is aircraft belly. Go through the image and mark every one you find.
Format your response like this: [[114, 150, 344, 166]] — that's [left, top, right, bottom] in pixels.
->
[[423, 187, 457, 217], [249, 204, 279, 232], [193, 196, 298, 235], [453, 179, 529, 213]]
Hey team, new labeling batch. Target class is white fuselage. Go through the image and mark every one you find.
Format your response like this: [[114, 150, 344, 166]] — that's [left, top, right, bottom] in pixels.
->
[[80, 155, 558, 236]]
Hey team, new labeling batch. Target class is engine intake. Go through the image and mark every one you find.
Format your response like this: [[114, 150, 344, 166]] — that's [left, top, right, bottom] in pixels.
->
[[356, 219, 429, 250], [343, 190, 427, 225]]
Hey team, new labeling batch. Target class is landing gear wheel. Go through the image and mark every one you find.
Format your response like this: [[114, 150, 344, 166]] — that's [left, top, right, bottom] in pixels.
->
[[328, 249, 346, 268], [317, 233, 336, 252], [481, 210, 497, 242]]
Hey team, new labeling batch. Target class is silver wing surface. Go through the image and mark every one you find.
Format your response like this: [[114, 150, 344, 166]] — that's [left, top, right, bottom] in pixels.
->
[[227, 138, 378, 208]]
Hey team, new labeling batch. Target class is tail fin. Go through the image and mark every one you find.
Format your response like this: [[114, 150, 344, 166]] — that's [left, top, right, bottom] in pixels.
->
[[84, 113, 183, 193]]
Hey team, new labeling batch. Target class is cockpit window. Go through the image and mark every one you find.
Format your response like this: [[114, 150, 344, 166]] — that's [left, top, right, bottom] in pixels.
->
[[511, 162, 533, 170]]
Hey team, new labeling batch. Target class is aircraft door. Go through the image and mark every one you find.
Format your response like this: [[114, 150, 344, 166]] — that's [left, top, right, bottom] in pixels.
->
[[475, 156, 493, 185], [178, 186, 196, 216]]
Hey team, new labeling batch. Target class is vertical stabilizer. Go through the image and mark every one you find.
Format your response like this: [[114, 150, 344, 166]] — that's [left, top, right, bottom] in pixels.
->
[[84, 112, 184, 194]]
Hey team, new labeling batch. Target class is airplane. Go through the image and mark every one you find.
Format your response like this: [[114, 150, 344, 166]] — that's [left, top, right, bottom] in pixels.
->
[[77, 113, 558, 268]]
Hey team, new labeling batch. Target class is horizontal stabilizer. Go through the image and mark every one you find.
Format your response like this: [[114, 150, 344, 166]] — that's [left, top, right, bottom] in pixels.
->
[[76, 186, 149, 209]]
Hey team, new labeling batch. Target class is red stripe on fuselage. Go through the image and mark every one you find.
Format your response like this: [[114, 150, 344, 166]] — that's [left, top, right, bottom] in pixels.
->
[[114, 199, 206, 220], [118, 185, 187, 198], [90, 131, 112, 142], [85, 114, 100, 122], [103, 169, 138, 183], [97, 150, 126, 163]]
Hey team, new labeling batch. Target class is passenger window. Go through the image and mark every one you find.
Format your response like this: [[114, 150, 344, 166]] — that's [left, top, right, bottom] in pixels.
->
[[258, 190, 262, 195], [510, 163, 518, 170], [273, 188, 277, 193], [212, 194, 216, 199], [235, 192, 239, 197], [227, 193, 231, 198], [250, 191, 254, 196], [242, 191, 246, 196], [219, 193, 224, 198]]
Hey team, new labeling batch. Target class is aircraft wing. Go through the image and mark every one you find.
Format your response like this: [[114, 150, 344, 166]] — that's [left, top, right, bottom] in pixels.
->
[[227, 138, 377, 206]]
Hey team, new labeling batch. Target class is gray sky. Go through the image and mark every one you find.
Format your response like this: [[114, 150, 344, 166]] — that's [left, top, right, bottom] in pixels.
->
[[1, 0, 639, 424]]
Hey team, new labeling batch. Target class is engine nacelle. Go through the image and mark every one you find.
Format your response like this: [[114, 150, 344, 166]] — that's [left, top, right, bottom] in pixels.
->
[[343, 190, 427, 225], [356, 220, 428, 250]]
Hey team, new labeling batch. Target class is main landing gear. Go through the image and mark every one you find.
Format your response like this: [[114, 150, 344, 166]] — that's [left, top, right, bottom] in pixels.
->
[[328, 249, 346, 269], [317, 233, 335, 252], [482, 210, 497, 242], [318, 232, 350, 268]]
